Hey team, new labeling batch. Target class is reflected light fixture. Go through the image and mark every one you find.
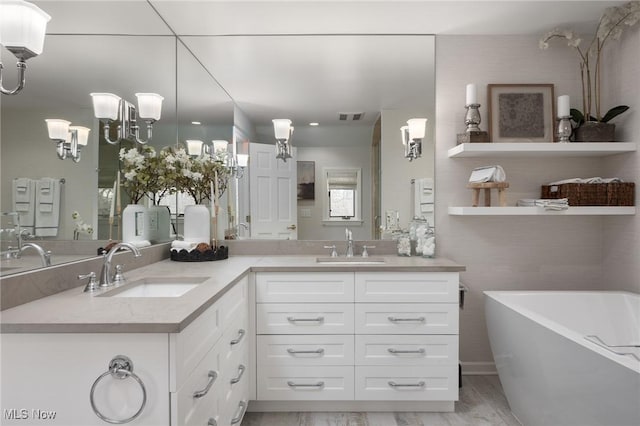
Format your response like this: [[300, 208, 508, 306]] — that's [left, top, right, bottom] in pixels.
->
[[212, 140, 247, 178], [185, 139, 206, 156], [0, 0, 51, 95], [273, 119, 293, 162], [45, 119, 90, 163], [401, 118, 427, 161], [90, 92, 163, 145]]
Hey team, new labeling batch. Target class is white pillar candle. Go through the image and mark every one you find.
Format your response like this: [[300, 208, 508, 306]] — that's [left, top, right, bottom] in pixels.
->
[[466, 83, 477, 105], [557, 95, 570, 117]]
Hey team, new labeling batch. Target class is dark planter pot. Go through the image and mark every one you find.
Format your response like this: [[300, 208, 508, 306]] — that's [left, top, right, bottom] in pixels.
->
[[574, 122, 615, 142]]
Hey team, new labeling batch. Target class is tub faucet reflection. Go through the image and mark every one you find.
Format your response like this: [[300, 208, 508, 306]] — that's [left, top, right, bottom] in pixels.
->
[[20, 242, 51, 267], [99, 242, 141, 288]]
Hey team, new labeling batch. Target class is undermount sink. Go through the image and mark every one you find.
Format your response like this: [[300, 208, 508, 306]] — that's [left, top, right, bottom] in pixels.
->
[[101, 277, 208, 298], [316, 257, 386, 265]]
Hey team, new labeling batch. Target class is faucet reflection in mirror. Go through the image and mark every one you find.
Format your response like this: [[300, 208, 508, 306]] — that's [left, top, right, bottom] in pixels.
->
[[45, 119, 90, 162], [273, 119, 294, 162], [90, 92, 163, 145], [401, 118, 427, 161], [0, 0, 50, 95]]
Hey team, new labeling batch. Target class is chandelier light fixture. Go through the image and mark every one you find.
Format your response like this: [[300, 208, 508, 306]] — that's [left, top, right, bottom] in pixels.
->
[[90, 92, 163, 145], [45, 119, 91, 163], [272, 119, 294, 162], [0, 0, 51, 95], [401, 118, 427, 161]]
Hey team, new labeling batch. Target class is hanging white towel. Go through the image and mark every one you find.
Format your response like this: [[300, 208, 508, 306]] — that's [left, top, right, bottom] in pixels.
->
[[35, 178, 61, 237], [12, 178, 36, 235], [413, 178, 435, 226]]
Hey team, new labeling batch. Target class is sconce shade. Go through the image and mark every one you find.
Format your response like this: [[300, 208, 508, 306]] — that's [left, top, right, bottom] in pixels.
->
[[212, 140, 229, 154], [237, 154, 249, 167], [400, 125, 409, 146], [45, 119, 70, 140], [90, 93, 121, 120], [135, 93, 164, 121], [273, 119, 293, 140], [70, 126, 91, 146], [0, 0, 51, 57], [186, 139, 204, 156], [407, 118, 427, 140]]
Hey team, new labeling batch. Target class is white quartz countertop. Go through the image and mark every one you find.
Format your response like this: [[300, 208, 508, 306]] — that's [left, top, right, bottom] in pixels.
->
[[0, 255, 464, 334]]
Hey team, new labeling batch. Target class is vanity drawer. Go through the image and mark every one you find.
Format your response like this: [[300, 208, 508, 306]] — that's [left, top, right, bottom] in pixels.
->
[[355, 366, 458, 401], [171, 341, 223, 426], [355, 272, 458, 303], [257, 303, 355, 334], [170, 298, 222, 392], [355, 335, 458, 366], [256, 272, 354, 303], [355, 303, 458, 334], [257, 366, 355, 401], [257, 335, 354, 366]]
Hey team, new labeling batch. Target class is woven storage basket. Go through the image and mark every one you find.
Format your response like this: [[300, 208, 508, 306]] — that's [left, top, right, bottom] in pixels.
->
[[540, 182, 635, 206]]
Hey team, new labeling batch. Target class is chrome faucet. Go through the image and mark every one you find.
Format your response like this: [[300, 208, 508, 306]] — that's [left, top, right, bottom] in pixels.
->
[[99, 242, 141, 288], [345, 228, 354, 257], [20, 242, 51, 267], [237, 222, 249, 238]]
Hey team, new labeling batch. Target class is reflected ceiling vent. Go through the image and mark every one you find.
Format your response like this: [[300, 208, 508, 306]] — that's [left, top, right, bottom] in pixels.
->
[[338, 112, 364, 121]]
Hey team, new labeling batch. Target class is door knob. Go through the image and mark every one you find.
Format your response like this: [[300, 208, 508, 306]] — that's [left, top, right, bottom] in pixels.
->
[[287, 224, 297, 230]]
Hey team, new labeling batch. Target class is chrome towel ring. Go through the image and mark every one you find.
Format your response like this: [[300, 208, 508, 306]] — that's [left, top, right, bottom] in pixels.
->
[[90, 355, 147, 424]]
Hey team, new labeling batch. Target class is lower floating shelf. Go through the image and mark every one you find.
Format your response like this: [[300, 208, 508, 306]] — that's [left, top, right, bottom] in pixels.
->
[[448, 206, 636, 216]]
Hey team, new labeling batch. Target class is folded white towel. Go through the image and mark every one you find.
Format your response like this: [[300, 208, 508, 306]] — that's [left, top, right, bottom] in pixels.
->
[[549, 177, 622, 185], [469, 165, 506, 183], [171, 240, 199, 251], [128, 240, 151, 248]]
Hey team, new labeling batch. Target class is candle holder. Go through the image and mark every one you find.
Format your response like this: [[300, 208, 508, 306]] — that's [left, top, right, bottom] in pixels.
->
[[557, 116, 572, 143], [457, 103, 489, 144]]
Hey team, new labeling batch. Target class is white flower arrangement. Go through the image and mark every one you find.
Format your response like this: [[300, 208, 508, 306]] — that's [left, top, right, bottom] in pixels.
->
[[71, 211, 93, 239], [540, 1, 639, 123]]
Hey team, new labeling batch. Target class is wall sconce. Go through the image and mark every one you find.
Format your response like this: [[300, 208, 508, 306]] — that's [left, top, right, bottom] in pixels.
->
[[401, 118, 427, 161], [273, 119, 293, 162], [90, 92, 163, 145], [0, 0, 50, 95], [211, 140, 248, 178], [45, 119, 90, 163]]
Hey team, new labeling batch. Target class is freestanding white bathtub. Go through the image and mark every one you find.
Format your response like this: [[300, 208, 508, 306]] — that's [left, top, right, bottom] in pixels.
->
[[485, 291, 640, 426]]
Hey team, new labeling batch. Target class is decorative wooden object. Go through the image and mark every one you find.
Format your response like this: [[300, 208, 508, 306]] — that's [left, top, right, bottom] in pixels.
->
[[467, 182, 509, 207], [456, 131, 489, 144]]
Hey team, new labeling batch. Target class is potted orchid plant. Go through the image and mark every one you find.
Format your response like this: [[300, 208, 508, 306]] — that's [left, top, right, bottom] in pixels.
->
[[540, 1, 639, 141]]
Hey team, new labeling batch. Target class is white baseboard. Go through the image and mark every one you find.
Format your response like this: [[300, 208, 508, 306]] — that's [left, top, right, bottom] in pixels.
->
[[248, 400, 455, 413], [461, 361, 497, 375]]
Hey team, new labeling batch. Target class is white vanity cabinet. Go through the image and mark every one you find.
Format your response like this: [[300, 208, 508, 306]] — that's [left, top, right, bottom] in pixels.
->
[[254, 270, 460, 407], [0, 277, 249, 426]]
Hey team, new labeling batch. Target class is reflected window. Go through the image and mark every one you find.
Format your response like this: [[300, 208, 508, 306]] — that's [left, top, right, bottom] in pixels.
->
[[324, 168, 361, 222]]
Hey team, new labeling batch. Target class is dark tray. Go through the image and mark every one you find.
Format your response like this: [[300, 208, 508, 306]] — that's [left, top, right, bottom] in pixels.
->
[[170, 246, 229, 262]]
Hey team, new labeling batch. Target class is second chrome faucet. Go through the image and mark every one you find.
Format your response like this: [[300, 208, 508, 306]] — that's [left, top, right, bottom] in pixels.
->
[[99, 242, 142, 288]]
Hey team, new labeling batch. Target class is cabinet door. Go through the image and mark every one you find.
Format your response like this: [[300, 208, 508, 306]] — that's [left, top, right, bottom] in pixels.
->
[[257, 303, 355, 334], [257, 335, 354, 366], [256, 272, 354, 303], [355, 272, 458, 303], [355, 303, 458, 334], [1, 334, 169, 426]]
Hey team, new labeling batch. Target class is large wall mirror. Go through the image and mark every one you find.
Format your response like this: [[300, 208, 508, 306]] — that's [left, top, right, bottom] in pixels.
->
[[180, 34, 436, 241]]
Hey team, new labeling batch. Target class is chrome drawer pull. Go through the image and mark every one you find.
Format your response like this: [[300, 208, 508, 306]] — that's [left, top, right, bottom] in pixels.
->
[[230, 401, 247, 425], [230, 364, 246, 384], [230, 329, 245, 346], [287, 381, 325, 388], [207, 418, 217, 426], [193, 370, 218, 398], [388, 348, 426, 355], [287, 316, 325, 323], [287, 348, 325, 355], [387, 316, 425, 323], [388, 380, 426, 388]]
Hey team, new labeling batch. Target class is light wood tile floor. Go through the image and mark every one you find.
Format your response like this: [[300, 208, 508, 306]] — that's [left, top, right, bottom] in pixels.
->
[[241, 375, 521, 426]]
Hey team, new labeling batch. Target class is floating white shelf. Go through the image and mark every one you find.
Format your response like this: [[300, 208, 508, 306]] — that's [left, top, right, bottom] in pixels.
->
[[448, 206, 636, 216], [447, 142, 637, 158]]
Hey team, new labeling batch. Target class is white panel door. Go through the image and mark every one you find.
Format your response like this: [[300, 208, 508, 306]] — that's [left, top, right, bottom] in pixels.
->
[[249, 142, 297, 239]]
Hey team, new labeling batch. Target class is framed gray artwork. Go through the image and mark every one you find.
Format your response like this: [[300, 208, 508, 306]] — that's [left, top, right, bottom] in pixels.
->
[[487, 84, 556, 142], [297, 161, 315, 200]]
